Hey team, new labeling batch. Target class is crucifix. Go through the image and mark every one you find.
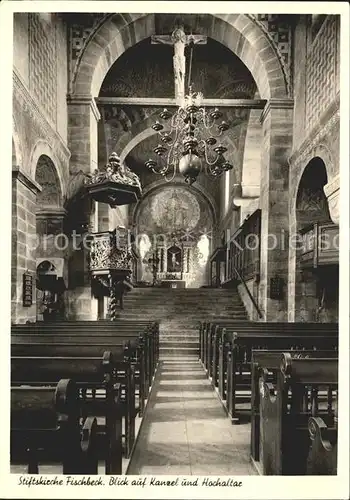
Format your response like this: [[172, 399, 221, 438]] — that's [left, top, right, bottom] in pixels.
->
[[152, 26, 207, 104]]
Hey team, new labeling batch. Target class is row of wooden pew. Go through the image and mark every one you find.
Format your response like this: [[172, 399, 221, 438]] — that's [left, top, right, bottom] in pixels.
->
[[11, 320, 159, 475], [198, 319, 338, 475]]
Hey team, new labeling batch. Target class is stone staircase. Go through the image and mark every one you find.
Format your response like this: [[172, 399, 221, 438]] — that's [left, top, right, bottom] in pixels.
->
[[119, 288, 247, 359]]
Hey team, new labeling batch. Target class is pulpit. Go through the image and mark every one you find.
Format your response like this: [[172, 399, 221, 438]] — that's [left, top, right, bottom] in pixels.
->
[[89, 230, 133, 319], [84, 152, 142, 319]]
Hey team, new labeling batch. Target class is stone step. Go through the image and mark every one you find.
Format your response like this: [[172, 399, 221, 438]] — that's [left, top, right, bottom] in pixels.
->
[[122, 303, 244, 309], [160, 347, 199, 356], [121, 313, 246, 318], [159, 333, 199, 339], [159, 355, 199, 362], [160, 341, 199, 348], [127, 296, 240, 300], [130, 289, 239, 293], [119, 316, 247, 321]]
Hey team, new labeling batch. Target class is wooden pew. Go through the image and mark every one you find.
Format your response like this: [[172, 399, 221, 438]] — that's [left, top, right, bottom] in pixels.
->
[[250, 349, 338, 464], [11, 378, 99, 474], [258, 354, 338, 475], [198, 318, 236, 370], [11, 330, 149, 417], [11, 344, 135, 460], [12, 323, 158, 395], [209, 322, 338, 385], [306, 416, 337, 475], [206, 322, 337, 397], [224, 331, 338, 423], [12, 354, 125, 468]]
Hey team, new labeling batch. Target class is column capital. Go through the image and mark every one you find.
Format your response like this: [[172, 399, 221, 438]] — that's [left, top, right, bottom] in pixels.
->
[[260, 98, 294, 123], [35, 207, 68, 219], [67, 94, 101, 122], [12, 167, 42, 195]]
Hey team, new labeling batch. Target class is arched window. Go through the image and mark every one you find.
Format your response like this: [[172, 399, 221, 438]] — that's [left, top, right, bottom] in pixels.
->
[[139, 233, 151, 259], [197, 235, 210, 266]]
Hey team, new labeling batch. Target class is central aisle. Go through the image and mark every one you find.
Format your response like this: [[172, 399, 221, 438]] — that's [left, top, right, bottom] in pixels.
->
[[127, 357, 257, 475]]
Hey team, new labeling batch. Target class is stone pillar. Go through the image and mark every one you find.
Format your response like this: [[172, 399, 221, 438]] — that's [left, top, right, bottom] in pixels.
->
[[259, 100, 294, 321], [67, 95, 100, 319], [12, 168, 42, 323], [164, 245, 168, 273]]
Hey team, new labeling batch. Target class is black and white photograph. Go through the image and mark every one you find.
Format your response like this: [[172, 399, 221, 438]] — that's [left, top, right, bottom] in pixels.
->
[[1, 1, 349, 498]]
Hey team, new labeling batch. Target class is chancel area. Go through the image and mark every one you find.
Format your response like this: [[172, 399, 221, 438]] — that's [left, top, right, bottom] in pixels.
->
[[10, 11, 342, 478]]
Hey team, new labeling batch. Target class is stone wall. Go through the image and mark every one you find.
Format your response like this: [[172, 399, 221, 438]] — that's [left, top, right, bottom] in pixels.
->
[[288, 15, 340, 322], [12, 170, 41, 323], [238, 279, 261, 321], [12, 13, 70, 323]]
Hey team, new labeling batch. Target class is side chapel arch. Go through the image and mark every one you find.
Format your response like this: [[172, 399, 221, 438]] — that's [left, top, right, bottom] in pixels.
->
[[35, 155, 63, 208], [292, 157, 337, 322], [30, 140, 65, 200], [34, 154, 67, 321]]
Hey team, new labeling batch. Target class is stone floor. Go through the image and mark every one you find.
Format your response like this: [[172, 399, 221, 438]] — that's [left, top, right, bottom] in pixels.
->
[[127, 356, 257, 475]]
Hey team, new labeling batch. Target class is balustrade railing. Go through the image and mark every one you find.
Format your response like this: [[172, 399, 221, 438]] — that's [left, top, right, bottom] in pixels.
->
[[299, 222, 339, 268]]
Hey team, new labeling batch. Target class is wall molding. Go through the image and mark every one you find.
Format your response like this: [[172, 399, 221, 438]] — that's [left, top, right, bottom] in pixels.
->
[[289, 94, 340, 167], [67, 93, 101, 121], [13, 70, 71, 168], [12, 166, 42, 195], [260, 98, 294, 123]]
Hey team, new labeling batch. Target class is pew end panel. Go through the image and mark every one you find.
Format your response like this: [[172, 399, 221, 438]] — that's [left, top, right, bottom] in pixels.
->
[[307, 416, 337, 475]]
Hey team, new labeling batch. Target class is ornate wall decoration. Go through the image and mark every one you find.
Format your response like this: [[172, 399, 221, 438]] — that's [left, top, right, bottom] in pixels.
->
[[99, 36, 256, 100], [135, 183, 214, 287], [29, 14, 57, 124], [13, 71, 70, 187], [305, 16, 338, 132], [297, 188, 330, 213], [252, 14, 293, 95], [150, 186, 200, 232], [68, 13, 109, 92], [35, 155, 62, 206]]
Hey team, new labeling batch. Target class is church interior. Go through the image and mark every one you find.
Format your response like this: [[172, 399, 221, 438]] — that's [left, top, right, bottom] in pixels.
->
[[10, 11, 342, 478]]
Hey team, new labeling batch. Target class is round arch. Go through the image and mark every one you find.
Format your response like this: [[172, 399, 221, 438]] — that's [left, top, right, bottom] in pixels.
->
[[73, 13, 288, 99], [295, 157, 331, 225], [34, 155, 63, 208], [290, 156, 335, 323], [29, 140, 65, 200], [290, 145, 335, 227]]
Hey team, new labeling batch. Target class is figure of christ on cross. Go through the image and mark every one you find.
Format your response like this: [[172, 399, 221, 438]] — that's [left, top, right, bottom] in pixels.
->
[[152, 26, 207, 104]]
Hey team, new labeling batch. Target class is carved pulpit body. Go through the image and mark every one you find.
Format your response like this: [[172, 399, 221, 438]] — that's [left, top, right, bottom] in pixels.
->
[[167, 245, 182, 273], [89, 230, 132, 274], [89, 229, 133, 319], [85, 152, 142, 207]]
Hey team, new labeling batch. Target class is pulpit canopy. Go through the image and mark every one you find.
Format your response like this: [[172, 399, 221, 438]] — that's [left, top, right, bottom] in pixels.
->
[[85, 152, 142, 207]]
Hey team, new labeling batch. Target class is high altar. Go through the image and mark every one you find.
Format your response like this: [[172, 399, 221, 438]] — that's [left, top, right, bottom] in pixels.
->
[[135, 185, 213, 288], [153, 242, 196, 288]]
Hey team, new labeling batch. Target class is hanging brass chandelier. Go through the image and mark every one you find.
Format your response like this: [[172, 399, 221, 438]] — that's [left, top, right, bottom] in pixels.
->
[[145, 40, 233, 185]]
